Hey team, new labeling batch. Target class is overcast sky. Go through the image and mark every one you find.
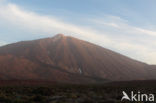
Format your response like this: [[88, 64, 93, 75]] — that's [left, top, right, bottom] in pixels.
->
[[0, 0, 156, 64]]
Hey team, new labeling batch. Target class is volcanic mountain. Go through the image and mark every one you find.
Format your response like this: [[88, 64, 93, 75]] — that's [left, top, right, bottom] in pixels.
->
[[0, 34, 155, 83]]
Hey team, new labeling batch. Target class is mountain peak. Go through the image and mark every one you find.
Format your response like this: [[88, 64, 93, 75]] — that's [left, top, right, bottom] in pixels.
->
[[51, 34, 66, 41], [54, 34, 65, 37]]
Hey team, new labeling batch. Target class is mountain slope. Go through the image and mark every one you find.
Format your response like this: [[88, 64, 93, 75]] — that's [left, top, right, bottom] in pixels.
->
[[0, 34, 155, 82]]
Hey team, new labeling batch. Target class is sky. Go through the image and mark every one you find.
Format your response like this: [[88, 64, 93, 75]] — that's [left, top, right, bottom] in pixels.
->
[[0, 0, 156, 64]]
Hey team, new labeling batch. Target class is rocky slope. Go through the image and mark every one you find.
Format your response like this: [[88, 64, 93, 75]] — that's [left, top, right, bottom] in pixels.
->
[[0, 34, 155, 83]]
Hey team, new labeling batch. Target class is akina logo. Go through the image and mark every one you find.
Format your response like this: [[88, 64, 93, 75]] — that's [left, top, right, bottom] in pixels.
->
[[121, 91, 154, 102]]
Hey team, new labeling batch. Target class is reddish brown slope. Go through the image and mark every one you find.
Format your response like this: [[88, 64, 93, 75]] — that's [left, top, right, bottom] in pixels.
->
[[0, 34, 154, 82]]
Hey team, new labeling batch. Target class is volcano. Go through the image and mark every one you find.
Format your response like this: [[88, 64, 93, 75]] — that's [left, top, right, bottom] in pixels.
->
[[0, 34, 155, 83]]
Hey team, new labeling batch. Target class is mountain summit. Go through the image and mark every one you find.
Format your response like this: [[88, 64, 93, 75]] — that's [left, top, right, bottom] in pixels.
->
[[0, 34, 155, 83], [53, 33, 65, 38]]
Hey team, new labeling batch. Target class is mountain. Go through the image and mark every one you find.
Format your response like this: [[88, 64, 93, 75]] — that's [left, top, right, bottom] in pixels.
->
[[0, 34, 155, 83]]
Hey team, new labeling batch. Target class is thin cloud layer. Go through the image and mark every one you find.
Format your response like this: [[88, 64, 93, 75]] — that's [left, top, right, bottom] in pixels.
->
[[0, 3, 156, 64], [0, 41, 7, 46]]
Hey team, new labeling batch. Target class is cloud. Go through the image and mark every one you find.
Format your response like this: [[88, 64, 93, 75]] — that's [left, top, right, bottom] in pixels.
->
[[135, 28, 156, 36], [114, 42, 156, 64], [0, 41, 7, 46], [0, 3, 156, 64], [90, 17, 156, 64], [0, 3, 111, 41]]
